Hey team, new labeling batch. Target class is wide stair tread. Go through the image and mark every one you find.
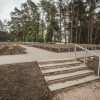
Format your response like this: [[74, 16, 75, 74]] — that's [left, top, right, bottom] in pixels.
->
[[42, 64, 87, 75], [49, 75, 99, 91], [39, 61, 81, 68], [45, 70, 94, 82], [39, 59, 75, 65]]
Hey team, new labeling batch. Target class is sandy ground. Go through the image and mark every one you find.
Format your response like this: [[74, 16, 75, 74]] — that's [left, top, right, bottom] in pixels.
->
[[53, 80, 100, 100], [0, 45, 100, 65]]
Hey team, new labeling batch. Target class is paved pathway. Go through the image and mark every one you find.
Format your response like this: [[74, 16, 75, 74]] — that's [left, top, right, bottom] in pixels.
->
[[0, 45, 100, 65]]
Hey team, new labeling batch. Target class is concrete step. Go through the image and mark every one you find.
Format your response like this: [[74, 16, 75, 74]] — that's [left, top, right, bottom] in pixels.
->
[[39, 59, 75, 65], [38, 59, 98, 92], [42, 65, 87, 76], [39, 61, 82, 70], [45, 70, 94, 82], [47, 71, 94, 85], [49, 75, 99, 91]]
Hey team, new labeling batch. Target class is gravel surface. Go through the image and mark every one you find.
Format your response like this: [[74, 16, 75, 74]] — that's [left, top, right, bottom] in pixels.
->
[[0, 45, 100, 65]]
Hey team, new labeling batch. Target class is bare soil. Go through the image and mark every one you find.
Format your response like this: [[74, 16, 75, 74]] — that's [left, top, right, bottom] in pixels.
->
[[0, 62, 52, 100], [53, 80, 100, 100], [0, 44, 26, 55], [29, 43, 100, 53], [87, 56, 99, 74]]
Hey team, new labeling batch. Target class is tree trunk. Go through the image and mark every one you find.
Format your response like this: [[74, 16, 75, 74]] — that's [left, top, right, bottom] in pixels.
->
[[59, 0, 62, 43], [75, 10, 79, 43], [70, 0, 75, 43], [88, 0, 95, 44], [79, 21, 82, 43], [63, 6, 67, 43]]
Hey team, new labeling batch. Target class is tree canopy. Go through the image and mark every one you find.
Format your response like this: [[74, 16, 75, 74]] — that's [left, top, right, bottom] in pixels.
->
[[0, 0, 100, 44]]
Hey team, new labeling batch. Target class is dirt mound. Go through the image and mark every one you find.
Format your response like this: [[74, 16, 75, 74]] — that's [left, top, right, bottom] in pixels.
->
[[0, 44, 26, 55]]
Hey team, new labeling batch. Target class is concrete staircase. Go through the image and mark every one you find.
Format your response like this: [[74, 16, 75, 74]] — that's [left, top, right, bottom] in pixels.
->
[[38, 59, 99, 92]]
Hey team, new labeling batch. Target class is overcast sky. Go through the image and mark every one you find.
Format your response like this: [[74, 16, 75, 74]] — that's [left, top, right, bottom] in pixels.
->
[[0, 0, 39, 21], [0, 0, 99, 21]]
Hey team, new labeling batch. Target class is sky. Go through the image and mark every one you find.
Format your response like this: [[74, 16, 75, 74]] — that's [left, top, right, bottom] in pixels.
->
[[0, 0, 39, 21], [0, 0, 99, 21]]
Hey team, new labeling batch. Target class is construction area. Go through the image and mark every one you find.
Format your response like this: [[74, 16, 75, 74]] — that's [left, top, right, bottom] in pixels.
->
[[0, 42, 100, 100], [0, 0, 100, 99]]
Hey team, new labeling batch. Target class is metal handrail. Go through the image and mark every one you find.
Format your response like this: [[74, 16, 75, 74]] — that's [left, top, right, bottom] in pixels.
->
[[75, 44, 100, 77]]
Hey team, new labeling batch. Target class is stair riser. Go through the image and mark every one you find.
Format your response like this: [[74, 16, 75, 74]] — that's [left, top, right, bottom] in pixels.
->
[[47, 72, 94, 85], [39, 60, 75, 65], [43, 67, 88, 76], [40, 63, 82, 70]]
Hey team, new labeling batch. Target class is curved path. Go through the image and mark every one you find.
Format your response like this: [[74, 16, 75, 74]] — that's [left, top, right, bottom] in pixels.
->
[[0, 45, 100, 65]]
